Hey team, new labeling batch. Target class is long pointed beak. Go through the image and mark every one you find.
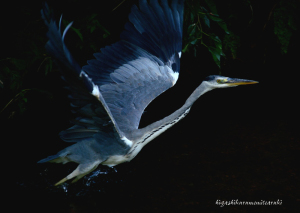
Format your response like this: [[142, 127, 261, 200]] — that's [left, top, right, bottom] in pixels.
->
[[226, 78, 259, 86]]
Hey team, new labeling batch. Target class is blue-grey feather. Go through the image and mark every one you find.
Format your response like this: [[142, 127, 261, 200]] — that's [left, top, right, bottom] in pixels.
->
[[41, 6, 81, 75], [100, 60, 174, 133], [40, 3, 136, 171], [120, 0, 183, 73], [40, 0, 184, 162], [38, 153, 61, 163]]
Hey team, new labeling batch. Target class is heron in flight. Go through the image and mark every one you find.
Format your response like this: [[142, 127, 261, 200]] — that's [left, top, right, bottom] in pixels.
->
[[39, 0, 258, 186]]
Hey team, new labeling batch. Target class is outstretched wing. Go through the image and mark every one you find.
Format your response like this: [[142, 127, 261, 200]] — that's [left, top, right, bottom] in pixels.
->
[[82, 0, 184, 135], [41, 4, 131, 148]]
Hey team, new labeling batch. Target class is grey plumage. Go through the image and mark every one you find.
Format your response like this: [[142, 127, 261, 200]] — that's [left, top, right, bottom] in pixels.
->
[[39, 0, 257, 185]]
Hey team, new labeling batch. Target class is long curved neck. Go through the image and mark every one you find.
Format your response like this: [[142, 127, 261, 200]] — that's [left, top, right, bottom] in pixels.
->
[[134, 81, 212, 142]]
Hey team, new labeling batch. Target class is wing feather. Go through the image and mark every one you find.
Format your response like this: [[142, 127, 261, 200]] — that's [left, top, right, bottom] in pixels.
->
[[41, 3, 129, 148], [43, 0, 184, 140], [80, 0, 184, 136]]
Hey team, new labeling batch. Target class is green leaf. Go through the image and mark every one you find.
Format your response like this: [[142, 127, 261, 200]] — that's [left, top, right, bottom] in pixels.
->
[[200, 6, 208, 13], [98, 24, 110, 36], [187, 24, 194, 34], [190, 39, 198, 45], [217, 22, 230, 34], [204, 15, 210, 28], [71, 27, 83, 41], [210, 35, 221, 43], [189, 25, 196, 36], [88, 13, 98, 21], [10, 58, 27, 70], [213, 36, 222, 49], [207, 14, 223, 22], [190, 12, 195, 22], [208, 46, 222, 68], [207, 13, 230, 34], [182, 44, 189, 53], [204, 0, 218, 14], [273, 1, 298, 54], [44, 58, 52, 75], [223, 32, 240, 59], [90, 25, 96, 33]]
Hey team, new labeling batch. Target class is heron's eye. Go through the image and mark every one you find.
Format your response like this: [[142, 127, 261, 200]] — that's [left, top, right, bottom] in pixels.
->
[[216, 79, 222, 84]]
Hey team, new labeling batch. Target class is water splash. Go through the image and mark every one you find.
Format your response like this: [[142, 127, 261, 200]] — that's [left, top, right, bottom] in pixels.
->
[[85, 167, 118, 187], [61, 184, 68, 193]]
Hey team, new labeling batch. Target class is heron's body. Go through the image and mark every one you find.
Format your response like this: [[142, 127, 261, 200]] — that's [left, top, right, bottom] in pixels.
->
[[39, 0, 257, 185]]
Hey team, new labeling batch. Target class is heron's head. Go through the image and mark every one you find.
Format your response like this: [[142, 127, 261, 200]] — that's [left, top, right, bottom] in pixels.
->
[[204, 75, 258, 89]]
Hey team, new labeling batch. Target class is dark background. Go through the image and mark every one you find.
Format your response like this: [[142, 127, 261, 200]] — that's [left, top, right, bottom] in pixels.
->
[[2, 0, 299, 212]]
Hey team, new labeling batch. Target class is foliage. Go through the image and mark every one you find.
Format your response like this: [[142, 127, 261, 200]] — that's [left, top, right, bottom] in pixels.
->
[[223, 32, 240, 59], [0, 41, 53, 118], [62, 13, 110, 52], [0, 5, 110, 119], [274, 0, 298, 54], [0, 55, 52, 118], [183, 0, 229, 69]]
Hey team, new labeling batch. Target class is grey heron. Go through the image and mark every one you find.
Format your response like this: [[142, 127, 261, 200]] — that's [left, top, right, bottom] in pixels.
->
[[39, 0, 258, 186]]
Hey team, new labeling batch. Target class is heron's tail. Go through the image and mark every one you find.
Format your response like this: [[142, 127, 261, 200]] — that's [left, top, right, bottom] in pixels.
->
[[38, 146, 102, 185], [37, 153, 69, 164]]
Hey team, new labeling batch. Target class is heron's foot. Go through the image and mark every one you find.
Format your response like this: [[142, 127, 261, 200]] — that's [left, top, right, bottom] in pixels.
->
[[54, 160, 101, 186], [54, 177, 69, 186]]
